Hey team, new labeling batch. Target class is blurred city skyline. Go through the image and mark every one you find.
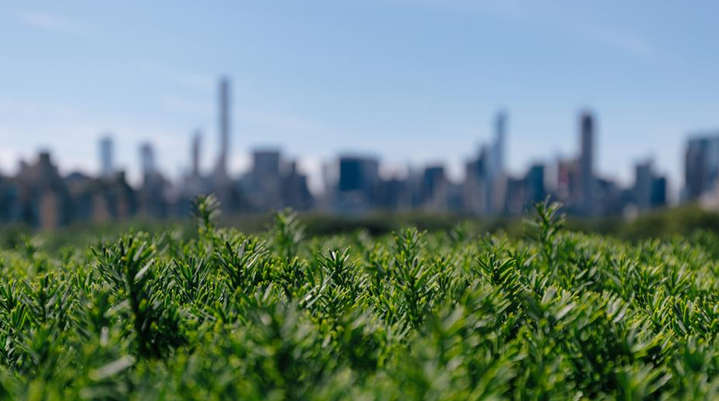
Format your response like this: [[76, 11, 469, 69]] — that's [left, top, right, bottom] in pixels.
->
[[2, 1, 719, 194]]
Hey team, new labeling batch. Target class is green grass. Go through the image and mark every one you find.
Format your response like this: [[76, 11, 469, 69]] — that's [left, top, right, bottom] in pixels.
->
[[0, 197, 718, 400]]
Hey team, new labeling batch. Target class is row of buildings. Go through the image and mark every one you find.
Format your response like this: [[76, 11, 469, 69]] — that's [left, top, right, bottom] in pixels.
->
[[5, 76, 718, 229], [324, 110, 669, 217], [0, 143, 316, 230], [0, 77, 314, 229]]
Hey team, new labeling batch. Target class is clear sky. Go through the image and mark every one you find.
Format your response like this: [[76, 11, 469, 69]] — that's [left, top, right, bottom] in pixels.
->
[[1, 1, 718, 194]]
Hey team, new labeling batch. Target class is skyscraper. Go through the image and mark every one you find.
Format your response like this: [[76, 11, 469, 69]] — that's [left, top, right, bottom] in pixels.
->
[[335, 155, 380, 213], [634, 159, 653, 211], [579, 111, 595, 215], [192, 130, 202, 178], [338, 155, 379, 193], [421, 164, 449, 211], [139, 142, 155, 183], [684, 134, 719, 201], [421, 165, 447, 202], [525, 163, 546, 205], [247, 148, 283, 210], [99, 136, 114, 178], [493, 110, 507, 176], [252, 148, 281, 179], [651, 177, 667, 208], [485, 110, 507, 215], [216, 77, 231, 179]]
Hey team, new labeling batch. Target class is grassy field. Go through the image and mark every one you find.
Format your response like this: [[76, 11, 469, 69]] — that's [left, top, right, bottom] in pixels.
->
[[0, 197, 718, 400]]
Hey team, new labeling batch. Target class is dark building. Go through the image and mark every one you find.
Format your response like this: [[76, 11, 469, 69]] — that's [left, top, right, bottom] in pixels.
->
[[684, 134, 719, 201], [99, 136, 114, 178], [578, 111, 595, 215], [136, 142, 168, 217], [245, 148, 283, 210], [525, 163, 546, 205], [634, 160, 653, 211], [139, 142, 156, 184], [422, 165, 446, 202], [632, 159, 667, 212], [463, 139, 499, 215], [191, 130, 202, 178], [334, 155, 380, 213], [281, 161, 314, 211], [555, 157, 579, 207], [240, 149, 315, 212], [421, 165, 449, 211], [94, 171, 139, 222], [252, 149, 281, 179], [177, 131, 210, 216], [595, 177, 624, 216], [463, 155, 487, 214], [0, 175, 20, 223], [504, 176, 527, 216], [375, 177, 411, 211], [651, 177, 667, 208], [15, 151, 72, 229], [337, 155, 379, 193], [65, 172, 95, 222]]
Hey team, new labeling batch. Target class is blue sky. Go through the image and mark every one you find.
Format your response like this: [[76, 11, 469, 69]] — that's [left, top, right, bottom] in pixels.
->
[[1, 1, 717, 194]]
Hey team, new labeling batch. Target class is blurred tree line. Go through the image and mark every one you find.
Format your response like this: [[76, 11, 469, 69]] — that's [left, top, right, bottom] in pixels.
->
[[2, 204, 719, 253]]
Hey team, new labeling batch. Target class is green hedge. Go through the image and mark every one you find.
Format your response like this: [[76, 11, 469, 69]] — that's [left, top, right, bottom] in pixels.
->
[[0, 199, 717, 399]]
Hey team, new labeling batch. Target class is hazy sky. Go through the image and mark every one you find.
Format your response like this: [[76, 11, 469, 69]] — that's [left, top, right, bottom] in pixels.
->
[[1, 1, 718, 193]]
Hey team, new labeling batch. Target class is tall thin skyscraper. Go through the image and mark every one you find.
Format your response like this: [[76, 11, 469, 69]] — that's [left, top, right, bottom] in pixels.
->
[[99, 136, 114, 178], [579, 110, 595, 214], [216, 77, 231, 179], [139, 142, 155, 182], [634, 159, 653, 211], [493, 110, 507, 176], [192, 130, 202, 178], [485, 110, 507, 215]]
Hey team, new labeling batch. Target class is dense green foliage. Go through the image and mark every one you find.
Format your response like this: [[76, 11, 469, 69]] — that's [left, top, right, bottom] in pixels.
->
[[0, 198, 718, 400]]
